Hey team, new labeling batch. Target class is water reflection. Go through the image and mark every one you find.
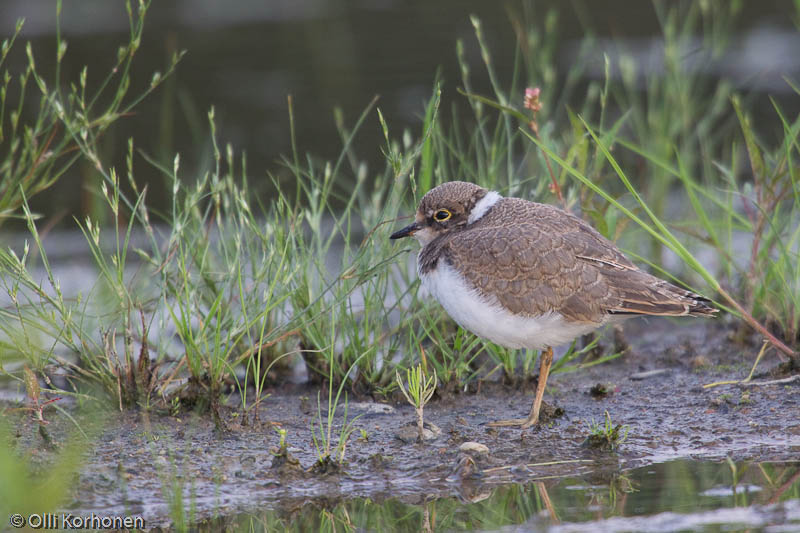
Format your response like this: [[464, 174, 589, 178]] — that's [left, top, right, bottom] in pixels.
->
[[191, 460, 799, 532]]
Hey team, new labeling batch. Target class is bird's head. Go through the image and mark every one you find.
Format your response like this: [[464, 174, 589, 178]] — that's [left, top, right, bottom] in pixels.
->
[[390, 181, 498, 246]]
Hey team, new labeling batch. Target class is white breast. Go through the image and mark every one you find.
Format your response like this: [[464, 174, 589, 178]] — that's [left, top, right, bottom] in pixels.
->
[[419, 260, 600, 350]]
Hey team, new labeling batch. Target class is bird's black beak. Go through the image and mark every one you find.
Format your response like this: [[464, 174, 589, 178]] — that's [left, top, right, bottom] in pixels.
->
[[390, 221, 420, 240]]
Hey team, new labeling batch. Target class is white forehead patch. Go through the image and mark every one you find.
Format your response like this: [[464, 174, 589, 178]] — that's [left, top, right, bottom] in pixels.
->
[[467, 190, 501, 224]]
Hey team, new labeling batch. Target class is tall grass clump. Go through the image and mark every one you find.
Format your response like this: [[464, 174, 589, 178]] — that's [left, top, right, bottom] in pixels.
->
[[0, 1, 305, 414], [0, 0, 182, 405], [0, 0, 181, 225], [282, 98, 408, 390], [0, 54, 447, 415]]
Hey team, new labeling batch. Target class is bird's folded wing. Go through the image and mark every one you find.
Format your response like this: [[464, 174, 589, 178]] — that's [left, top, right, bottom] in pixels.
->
[[444, 203, 714, 321]]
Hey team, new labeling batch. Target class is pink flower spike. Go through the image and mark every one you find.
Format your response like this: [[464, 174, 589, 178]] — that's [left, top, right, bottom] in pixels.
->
[[524, 87, 542, 111]]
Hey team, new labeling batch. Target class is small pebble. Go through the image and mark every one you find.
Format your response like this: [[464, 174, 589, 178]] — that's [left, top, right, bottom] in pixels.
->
[[459, 441, 489, 454], [342, 402, 395, 415], [394, 422, 441, 443]]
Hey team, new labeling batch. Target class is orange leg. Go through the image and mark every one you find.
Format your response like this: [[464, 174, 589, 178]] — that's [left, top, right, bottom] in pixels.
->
[[489, 346, 554, 428]]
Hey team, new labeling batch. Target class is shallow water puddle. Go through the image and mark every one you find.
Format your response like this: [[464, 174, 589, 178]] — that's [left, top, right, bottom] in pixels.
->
[[190, 459, 799, 532]]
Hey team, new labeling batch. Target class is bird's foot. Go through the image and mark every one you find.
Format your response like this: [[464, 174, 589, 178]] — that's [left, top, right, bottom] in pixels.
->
[[487, 417, 538, 429]]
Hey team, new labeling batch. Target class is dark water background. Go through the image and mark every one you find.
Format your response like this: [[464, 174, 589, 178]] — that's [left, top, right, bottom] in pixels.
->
[[1, 0, 799, 226]]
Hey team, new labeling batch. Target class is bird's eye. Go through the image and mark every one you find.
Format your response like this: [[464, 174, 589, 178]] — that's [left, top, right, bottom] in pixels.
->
[[434, 209, 451, 222]]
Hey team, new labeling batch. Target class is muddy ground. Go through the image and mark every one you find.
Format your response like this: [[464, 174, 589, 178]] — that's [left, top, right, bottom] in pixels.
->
[[8, 319, 800, 528]]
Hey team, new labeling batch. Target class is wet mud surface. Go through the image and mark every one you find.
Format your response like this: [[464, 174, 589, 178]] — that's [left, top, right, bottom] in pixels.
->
[[9, 320, 800, 527]]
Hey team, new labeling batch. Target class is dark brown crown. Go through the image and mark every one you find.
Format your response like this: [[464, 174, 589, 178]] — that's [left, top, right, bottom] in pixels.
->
[[417, 181, 487, 219]]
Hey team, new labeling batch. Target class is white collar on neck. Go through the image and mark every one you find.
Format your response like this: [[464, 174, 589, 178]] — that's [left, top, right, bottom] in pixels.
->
[[467, 190, 501, 224]]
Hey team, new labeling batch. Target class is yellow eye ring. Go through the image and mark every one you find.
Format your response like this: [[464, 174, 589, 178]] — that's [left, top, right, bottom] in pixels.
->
[[434, 209, 451, 222]]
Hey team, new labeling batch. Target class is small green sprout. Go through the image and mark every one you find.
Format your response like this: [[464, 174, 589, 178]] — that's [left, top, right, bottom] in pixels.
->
[[396, 364, 438, 442], [276, 427, 287, 450], [270, 427, 289, 457], [586, 410, 628, 451]]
